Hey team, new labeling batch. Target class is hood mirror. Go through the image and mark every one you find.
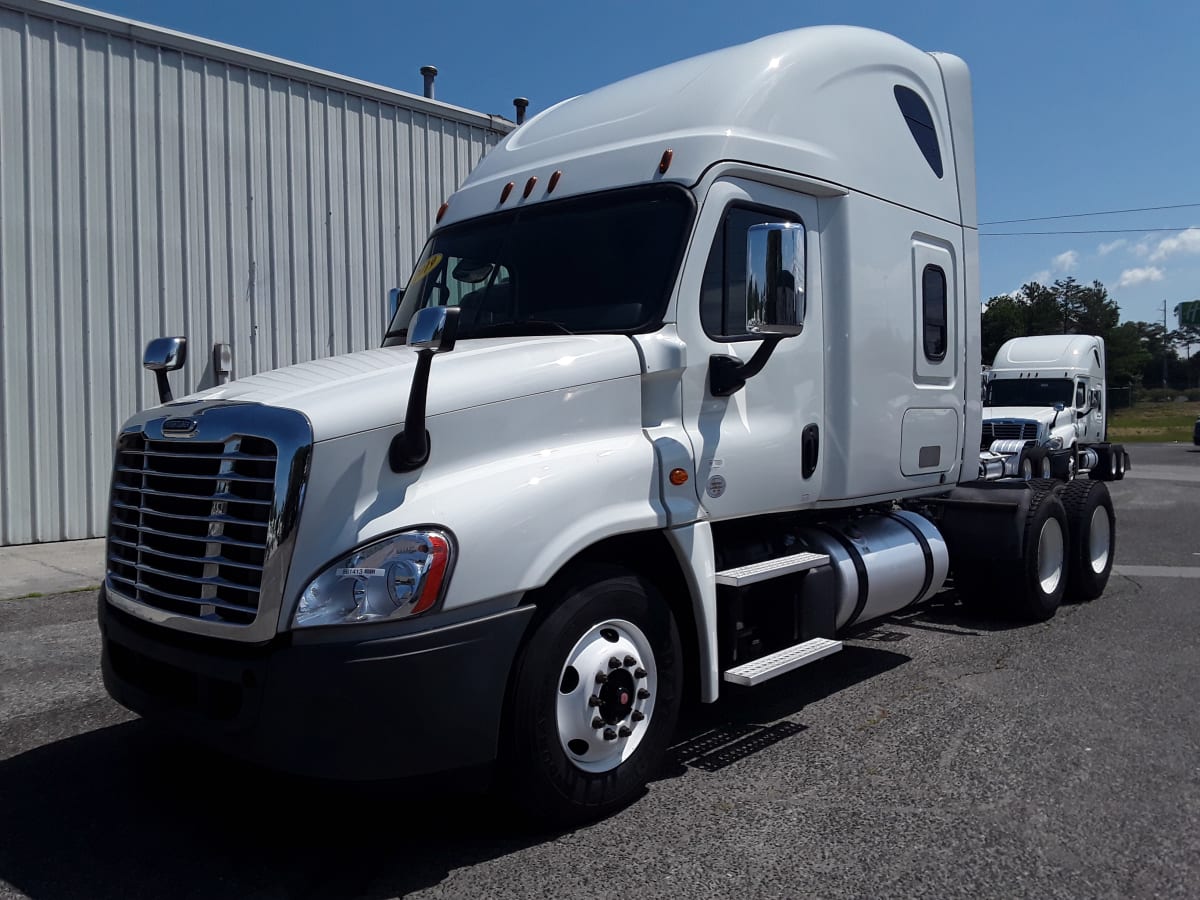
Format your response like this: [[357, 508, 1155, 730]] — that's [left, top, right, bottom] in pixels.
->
[[391, 307, 461, 472], [143, 337, 187, 404]]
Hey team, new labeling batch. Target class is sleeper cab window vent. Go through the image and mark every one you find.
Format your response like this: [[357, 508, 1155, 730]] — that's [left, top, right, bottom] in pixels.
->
[[894, 85, 943, 178], [922, 264, 948, 362]]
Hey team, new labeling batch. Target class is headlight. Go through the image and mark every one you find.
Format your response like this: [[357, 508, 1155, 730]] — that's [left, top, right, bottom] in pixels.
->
[[293, 530, 452, 629], [1047, 436, 1064, 450]]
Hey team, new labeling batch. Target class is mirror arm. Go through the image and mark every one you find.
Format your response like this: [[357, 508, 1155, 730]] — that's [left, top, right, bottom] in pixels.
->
[[155, 372, 174, 404], [709, 332, 792, 397], [389, 348, 434, 472]]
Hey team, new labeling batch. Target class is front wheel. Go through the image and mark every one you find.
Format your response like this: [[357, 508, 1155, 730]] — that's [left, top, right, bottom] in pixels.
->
[[503, 567, 682, 825]]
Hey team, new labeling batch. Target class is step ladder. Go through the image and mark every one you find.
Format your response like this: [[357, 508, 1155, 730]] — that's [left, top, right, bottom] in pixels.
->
[[715, 551, 843, 687]]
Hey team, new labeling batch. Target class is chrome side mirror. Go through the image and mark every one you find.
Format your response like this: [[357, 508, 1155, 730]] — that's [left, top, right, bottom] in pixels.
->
[[407, 306, 459, 353], [143, 337, 187, 404], [746, 222, 805, 335], [392, 307, 460, 472], [709, 222, 806, 397]]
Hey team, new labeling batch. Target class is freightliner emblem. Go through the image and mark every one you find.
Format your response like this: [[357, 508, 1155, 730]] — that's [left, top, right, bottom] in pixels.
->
[[162, 417, 199, 436]]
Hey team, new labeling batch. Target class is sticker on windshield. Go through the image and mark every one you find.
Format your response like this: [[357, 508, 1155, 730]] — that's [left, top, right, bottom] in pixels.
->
[[409, 253, 444, 286]]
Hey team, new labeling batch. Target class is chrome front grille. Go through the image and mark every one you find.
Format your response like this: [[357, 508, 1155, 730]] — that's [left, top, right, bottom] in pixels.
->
[[980, 420, 1036, 450], [107, 434, 277, 625], [105, 403, 312, 641]]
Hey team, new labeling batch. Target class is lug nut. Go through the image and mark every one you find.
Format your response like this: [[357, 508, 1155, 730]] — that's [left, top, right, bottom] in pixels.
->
[[631, 710, 645, 722], [595, 672, 608, 684], [608, 657, 621, 669], [634, 667, 647, 679], [603, 728, 617, 741], [592, 717, 604, 729], [624, 655, 637, 667], [637, 688, 651, 700], [588, 695, 603, 707], [618, 725, 632, 738]]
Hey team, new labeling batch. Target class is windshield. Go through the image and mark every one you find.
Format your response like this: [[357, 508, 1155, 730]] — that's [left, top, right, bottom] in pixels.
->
[[382, 185, 694, 344], [987, 377, 1073, 407]]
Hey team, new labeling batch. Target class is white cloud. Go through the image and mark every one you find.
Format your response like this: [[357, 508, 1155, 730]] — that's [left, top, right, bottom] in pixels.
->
[[1148, 227, 1200, 262], [1097, 239, 1126, 256], [1116, 266, 1165, 288], [1133, 238, 1153, 258], [1031, 270, 1052, 285], [1052, 250, 1079, 272]]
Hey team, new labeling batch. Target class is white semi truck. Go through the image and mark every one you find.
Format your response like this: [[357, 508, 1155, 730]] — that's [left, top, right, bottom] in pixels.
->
[[982, 335, 1128, 482], [99, 27, 1118, 822]]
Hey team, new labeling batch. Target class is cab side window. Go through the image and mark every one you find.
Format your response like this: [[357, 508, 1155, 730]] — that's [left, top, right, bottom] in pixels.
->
[[701, 205, 800, 340], [1075, 381, 1087, 409]]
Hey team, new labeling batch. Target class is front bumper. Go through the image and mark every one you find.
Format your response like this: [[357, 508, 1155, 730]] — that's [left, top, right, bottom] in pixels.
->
[[99, 586, 536, 780]]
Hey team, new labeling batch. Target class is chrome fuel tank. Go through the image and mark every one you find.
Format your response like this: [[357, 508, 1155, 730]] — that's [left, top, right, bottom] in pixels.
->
[[796, 511, 949, 630]]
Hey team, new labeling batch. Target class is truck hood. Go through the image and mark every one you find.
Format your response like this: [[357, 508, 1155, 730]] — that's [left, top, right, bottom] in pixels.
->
[[181, 335, 643, 441]]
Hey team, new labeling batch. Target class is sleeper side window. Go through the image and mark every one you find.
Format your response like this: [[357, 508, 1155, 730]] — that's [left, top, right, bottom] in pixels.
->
[[922, 264, 947, 362]]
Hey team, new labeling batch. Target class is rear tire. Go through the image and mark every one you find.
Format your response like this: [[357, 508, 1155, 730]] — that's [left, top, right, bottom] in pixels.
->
[[1090, 444, 1119, 481], [1113, 444, 1126, 480], [503, 566, 682, 826], [1061, 480, 1115, 601], [1007, 484, 1070, 621]]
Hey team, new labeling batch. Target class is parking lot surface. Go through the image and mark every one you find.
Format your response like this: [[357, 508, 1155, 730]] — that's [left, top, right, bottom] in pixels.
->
[[1, 444, 1197, 899]]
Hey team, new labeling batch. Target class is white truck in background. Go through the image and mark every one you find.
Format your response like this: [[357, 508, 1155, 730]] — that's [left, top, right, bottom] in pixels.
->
[[982, 335, 1128, 482], [99, 27, 1121, 824]]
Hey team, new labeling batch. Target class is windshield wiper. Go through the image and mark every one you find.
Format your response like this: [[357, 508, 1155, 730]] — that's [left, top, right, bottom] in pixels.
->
[[470, 319, 575, 337]]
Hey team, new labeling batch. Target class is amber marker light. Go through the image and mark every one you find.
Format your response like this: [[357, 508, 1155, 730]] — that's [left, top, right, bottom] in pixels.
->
[[523, 176, 538, 198], [669, 468, 689, 486], [547, 170, 562, 193], [658, 148, 674, 174], [436, 201, 449, 223], [500, 181, 514, 203]]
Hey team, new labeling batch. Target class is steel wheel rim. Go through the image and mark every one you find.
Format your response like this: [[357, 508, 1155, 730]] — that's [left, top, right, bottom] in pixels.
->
[[1110, 454, 1118, 477], [556, 618, 656, 774], [1021, 458, 1033, 480], [1089, 505, 1111, 574], [1039, 457, 1052, 479], [1038, 517, 1065, 595]]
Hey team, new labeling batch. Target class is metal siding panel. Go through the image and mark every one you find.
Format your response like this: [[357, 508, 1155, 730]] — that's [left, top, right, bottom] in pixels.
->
[[81, 27, 111, 536], [0, 3, 510, 544], [360, 100, 381, 348], [0, 9, 30, 543], [54, 21, 86, 539], [224, 65, 253, 385], [26, 14, 56, 540], [343, 93, 365, 354]]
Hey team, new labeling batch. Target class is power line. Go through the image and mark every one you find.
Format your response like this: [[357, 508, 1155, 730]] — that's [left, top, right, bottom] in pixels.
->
[[981, 202, 1200, 225], [981, 226, 1197, 236]]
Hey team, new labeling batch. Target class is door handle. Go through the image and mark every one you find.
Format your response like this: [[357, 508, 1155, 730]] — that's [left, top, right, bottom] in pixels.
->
[[802, 423, 819, 479]]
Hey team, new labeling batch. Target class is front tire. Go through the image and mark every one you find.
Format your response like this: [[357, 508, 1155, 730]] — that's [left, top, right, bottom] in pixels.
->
[[503, 567, 682, 825]]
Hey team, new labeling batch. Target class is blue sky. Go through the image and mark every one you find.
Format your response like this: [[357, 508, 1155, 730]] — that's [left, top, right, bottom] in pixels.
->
[[87, 0, 1200, 327]]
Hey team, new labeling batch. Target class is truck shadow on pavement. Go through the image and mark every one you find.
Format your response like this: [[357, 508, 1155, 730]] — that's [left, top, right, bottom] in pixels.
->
[[0, 646, 912, 900]]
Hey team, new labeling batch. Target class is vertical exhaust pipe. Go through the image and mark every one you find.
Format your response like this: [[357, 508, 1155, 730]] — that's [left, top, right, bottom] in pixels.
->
[[513, 97, 529, 125], [420, 65, 437, 100]]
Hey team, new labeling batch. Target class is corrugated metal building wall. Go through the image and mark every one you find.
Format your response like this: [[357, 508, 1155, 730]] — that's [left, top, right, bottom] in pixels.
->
[[0, 0, 513, 545]]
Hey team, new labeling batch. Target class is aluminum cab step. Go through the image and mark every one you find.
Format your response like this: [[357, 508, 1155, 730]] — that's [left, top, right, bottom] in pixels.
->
[[714, 551, 830, 587], [723, 637, 843, 687]]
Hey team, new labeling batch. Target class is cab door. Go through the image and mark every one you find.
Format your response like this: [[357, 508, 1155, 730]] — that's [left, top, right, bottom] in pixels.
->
[[676, 178, 824, 520]]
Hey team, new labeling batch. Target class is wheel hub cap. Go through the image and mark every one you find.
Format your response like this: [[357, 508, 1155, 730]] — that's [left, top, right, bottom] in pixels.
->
[[1089, 505, 1111, 574], [1038, 518, 1065, 595]]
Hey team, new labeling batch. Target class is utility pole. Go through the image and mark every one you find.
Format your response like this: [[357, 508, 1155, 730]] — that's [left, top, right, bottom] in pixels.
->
[[1162, 299, 1169, 389]]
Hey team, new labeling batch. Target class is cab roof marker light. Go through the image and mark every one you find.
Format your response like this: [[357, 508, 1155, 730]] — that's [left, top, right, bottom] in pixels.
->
[[436, 201, 449, 223], [500, 181, 515, 203], [547, 170, 562, 194], [523, 176, 538, 199], [658, 148, 674, 174]]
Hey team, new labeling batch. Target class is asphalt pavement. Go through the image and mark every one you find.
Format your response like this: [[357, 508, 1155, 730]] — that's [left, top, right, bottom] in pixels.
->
[[1, 443, 1197, 899]]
